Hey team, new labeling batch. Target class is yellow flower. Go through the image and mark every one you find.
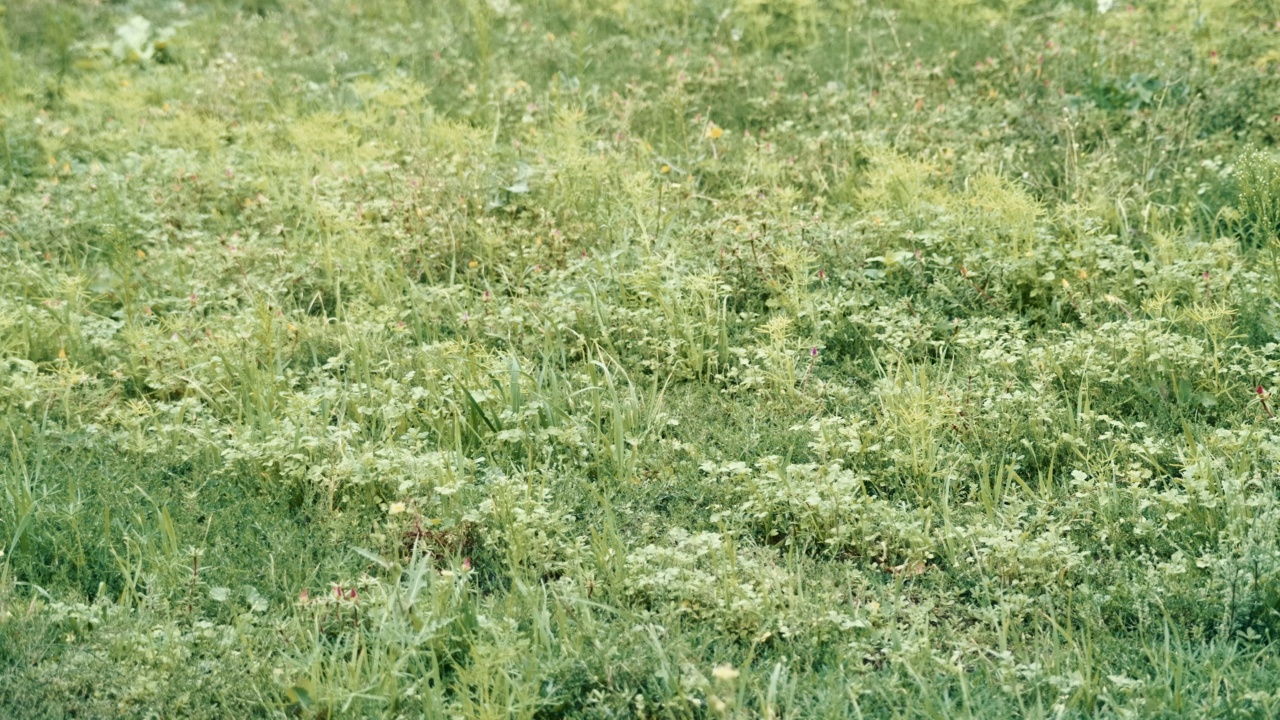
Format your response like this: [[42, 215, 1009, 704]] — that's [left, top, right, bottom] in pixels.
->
[[468, 260, 479, 268], [711, 664, 739, 682], [388, 502, 407, 515], [706, 124, 724, 140], [660, 164, 671, 174]]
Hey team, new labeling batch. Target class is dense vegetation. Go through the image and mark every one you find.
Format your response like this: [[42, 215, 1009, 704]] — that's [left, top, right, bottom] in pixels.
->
[[5, 0, 1280, 716]]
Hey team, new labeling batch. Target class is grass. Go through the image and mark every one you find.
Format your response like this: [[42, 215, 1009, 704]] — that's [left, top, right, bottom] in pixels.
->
[[4, 0, 1280, 716]]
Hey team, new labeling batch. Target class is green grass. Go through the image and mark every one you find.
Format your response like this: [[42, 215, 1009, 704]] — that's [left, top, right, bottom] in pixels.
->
[[5, 0, 1280, 716]]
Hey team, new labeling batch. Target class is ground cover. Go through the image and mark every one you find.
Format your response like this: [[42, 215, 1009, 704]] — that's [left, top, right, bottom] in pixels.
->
[[5, 0, 1280, 716]]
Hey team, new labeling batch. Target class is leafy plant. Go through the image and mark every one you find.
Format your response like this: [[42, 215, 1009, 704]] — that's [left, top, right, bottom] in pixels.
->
[[5, 0, 1280, 716], [109, 15, 176, 65]]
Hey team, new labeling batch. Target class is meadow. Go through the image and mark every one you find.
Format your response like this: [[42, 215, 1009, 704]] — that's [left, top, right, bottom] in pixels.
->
[[4, 0, 1280, 716]]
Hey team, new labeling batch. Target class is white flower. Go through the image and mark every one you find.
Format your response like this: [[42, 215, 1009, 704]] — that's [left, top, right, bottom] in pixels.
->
[[712, 664, 739, 682], [1097, 0, 1113, 13]]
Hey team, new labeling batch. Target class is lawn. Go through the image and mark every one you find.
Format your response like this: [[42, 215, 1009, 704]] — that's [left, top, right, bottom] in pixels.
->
[[4, 0, 1280, 717]]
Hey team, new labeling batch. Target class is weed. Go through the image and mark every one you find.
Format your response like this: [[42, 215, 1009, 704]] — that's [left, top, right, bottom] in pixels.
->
[[4, 0, 1280, 717]]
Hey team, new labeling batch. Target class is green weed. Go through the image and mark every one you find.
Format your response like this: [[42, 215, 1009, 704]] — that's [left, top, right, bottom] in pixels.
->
[[4, 0, 1280, 717]]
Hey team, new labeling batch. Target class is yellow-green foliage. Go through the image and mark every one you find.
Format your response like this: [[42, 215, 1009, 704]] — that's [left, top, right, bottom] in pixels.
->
[[6, 0, 1280, 718]]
